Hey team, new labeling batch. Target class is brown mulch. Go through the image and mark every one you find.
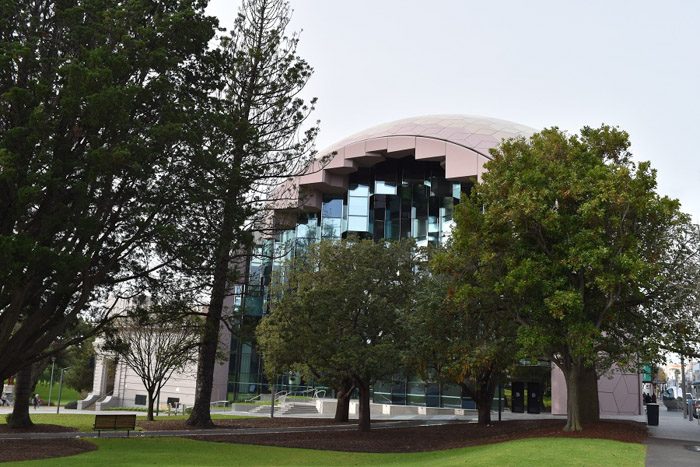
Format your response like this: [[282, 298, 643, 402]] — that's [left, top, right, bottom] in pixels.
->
[[0, 439, 98, 463], [0, 423, 77, 434], [190, 419, 648, 453], [0, 424, 97, 463], [138, 416, 351, 431]]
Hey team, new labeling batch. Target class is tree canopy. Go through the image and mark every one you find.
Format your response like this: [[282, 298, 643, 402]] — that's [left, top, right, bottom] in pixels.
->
[[461, 125, 698, 431], [0, 0, 219, 380], [257, 238, 417, 431], [181, 0, 318, 428], [410, 198, 519, 425]]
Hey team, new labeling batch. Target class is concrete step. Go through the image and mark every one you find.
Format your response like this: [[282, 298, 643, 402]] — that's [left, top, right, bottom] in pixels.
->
[[247, 402, 319, 416], [280, 402, 319, 415]]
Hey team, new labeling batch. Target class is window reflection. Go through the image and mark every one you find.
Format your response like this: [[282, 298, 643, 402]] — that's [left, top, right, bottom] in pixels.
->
[[322, 197, 343, 218], [348, 215, 368, 232], [348, 196, 369, 216], [375, 181, 397, 195], [348, 183, 370, 197], [321, 218, 342, 239], [267, 159, 472, 285]]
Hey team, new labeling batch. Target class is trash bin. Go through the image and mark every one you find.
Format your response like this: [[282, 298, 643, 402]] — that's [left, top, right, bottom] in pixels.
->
[[647, 403, 659, 426]]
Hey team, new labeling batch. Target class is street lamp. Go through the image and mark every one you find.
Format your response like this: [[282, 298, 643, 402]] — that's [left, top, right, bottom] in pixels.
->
[[47, 357, 56, 407], [56, 367, 70, 414]]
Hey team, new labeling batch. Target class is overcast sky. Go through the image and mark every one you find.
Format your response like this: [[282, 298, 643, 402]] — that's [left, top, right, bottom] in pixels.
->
[[208, 0, 700, 222]]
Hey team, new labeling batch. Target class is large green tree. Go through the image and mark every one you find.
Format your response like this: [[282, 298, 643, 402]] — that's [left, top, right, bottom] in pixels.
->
[[0, 0, 219, 399], [469, 125, 697, 431], [257, 238, 417, 431], [181, 0, 318, 428], [410, 201, 519, 426]]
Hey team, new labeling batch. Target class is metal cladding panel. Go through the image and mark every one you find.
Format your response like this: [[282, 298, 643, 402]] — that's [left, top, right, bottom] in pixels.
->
[[365, 137, 388, 152], [281, 115, 535, 210], [344, 141, 367, 159], [386, 136, 416, 154], [324, 147, 357, 174], [445, 143, 479, 180], [477, 154, 490, 182], [415, 137, 446, 160], [326, 115, 535, 153]]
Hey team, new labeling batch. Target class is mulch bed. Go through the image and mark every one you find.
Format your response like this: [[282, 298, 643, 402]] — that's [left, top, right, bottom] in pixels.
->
[[0, 423, 77, 434], [0, 439, 98, 463], [0, 418, 647, 462], [138, 416, 350, 431], [190, 419, 648, 453], [0, 425, 97, 463]]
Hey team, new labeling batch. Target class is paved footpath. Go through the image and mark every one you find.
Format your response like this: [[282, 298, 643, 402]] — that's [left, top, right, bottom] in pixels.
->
[[645, 407, 700, 466]]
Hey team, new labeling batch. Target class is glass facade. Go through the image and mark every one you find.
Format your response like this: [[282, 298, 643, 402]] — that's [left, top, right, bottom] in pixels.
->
[[281, 159, 470, 246], [228, 158, 474, 401]]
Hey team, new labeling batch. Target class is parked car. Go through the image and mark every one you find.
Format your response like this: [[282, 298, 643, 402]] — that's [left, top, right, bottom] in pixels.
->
[[685, 393, 700, 419], [662, 387, 684, 411]]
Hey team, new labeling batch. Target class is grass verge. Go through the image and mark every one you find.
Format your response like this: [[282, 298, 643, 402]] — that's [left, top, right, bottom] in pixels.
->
[[33, 381, 81, 405], [8, 436, 645, 466]]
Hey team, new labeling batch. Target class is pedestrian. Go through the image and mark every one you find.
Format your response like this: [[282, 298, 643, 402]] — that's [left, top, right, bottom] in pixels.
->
[[32, 394, 39, 409], [651, 393, 656, 403]]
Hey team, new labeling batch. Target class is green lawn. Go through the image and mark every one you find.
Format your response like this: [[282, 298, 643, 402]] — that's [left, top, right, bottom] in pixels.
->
[[33, 380, 81, 406], [0, 413, 252, 432], [9, 437, 645, 466]]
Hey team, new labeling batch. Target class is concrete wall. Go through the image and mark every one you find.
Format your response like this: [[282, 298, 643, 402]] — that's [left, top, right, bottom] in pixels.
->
[[315, 399, 473, 418], [92, 320, 231, 409], [115, 360, 199, 407], [551, 363, 642, 416]]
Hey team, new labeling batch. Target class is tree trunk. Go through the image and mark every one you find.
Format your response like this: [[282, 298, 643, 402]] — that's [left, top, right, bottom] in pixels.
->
[[475, 385, 495, 426], [460, 375, 497, 426], [578, 365, 600, 424], [564, 371, 581, 431], [334, 379, 353, 422], [562, 360, 585, 432], [8, 367, 34, 428], [560, 359, 599, 431], [147, 390, 155, 421], [186, 201, 235, 429], [356, 379, 371, 432]]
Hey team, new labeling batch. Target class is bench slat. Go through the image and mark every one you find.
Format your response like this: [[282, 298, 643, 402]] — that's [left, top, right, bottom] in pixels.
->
[[93, 414, 136, 435]]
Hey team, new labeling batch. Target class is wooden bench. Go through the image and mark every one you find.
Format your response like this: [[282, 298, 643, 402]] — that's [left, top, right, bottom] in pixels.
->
[[93, 414, 137, 437]]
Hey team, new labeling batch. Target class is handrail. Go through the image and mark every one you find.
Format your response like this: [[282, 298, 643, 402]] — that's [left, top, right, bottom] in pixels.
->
[[275, 390, 288, 406], [374, 393, 392, 404], [285, 387, 327, 399], [97, 391, 114, 402], [245, 394, 263, 403]]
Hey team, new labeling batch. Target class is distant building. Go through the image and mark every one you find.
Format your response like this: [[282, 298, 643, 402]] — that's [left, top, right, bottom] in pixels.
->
[[229, 114, 533, 405], [82, 300, 229, 410], [86, 115, 644, 416]]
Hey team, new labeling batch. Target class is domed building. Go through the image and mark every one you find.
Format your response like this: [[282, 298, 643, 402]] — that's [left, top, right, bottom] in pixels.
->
[[230, 114, 643, 417], [84, 115, 641, 415], [267, 114, 535, 245], [229, 114, 537, 404]]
